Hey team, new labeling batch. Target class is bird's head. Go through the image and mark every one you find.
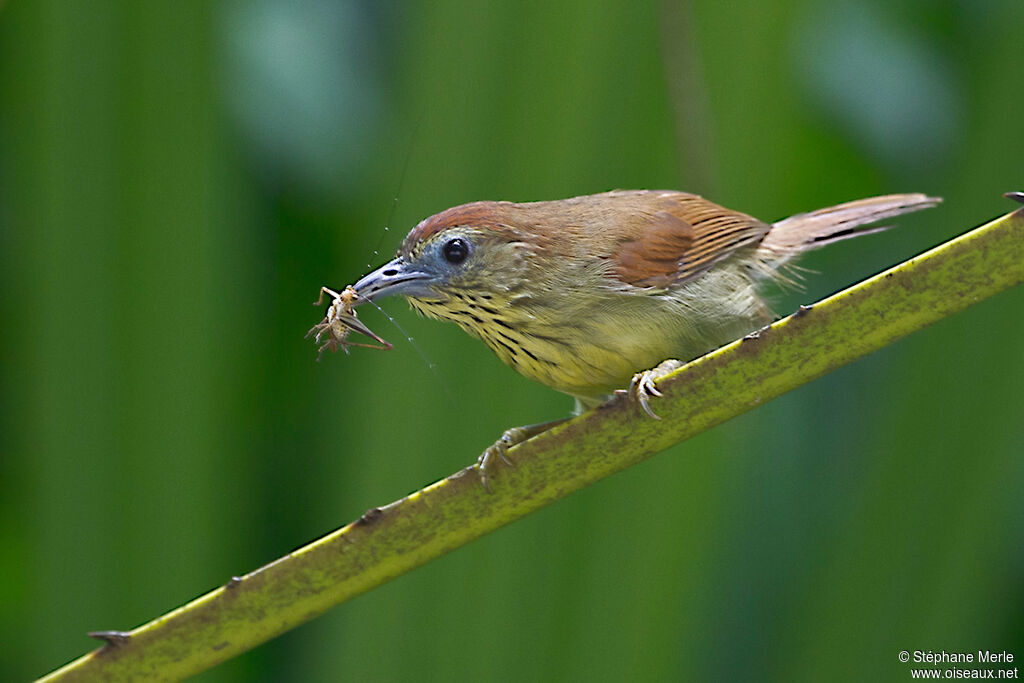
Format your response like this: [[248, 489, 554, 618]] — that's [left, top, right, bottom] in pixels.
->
[[353, 201, 546, 325]]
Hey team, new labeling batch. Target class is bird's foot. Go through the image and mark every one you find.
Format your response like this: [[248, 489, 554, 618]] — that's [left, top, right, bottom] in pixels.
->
[[475, 419, 570, 492], [477, 426, 527, 493], [616, 359, 685, 419]]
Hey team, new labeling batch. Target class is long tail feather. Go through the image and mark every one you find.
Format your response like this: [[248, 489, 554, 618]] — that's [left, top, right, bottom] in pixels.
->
[[759, 193, 942, 265]]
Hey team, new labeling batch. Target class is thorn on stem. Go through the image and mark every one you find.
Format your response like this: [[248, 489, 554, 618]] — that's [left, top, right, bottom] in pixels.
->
[[357, 507, 383, 525], [88, 630, 131, 647]]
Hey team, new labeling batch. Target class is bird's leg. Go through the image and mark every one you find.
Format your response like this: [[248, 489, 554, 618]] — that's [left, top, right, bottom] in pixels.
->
[[617, 359, 685, 420], [477, 419, 570, 492]]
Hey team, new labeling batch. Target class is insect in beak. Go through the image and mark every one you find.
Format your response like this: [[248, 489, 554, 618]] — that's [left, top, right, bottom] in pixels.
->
[[306, 285, 392, 360]]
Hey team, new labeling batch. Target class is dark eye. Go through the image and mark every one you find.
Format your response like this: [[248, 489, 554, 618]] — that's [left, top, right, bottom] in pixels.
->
[[442, 237, 470, 264]]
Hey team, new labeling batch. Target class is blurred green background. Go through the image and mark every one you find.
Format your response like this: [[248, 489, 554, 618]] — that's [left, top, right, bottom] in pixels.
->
[[2, 1, 1022, 681]]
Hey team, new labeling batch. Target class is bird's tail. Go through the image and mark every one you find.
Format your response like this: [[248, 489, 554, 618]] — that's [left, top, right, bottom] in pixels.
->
[[756, 193, 942, 272]]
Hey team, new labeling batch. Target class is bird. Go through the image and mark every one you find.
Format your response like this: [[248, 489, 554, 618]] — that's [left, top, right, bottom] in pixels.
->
[[352, 190, 940, 485]]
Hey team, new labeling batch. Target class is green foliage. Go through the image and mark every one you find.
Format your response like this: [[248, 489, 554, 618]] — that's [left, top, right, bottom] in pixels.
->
[[2, 1, 1022, 681]]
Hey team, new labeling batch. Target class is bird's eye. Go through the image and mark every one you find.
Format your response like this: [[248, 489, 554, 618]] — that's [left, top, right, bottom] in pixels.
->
[[442, 237, 470, 264]]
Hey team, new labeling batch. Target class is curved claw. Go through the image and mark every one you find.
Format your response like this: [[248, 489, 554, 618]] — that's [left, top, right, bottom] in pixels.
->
[[474, 421, 568, 492], [631, 371, 664, 419], [476, 428, 524, 492], [626, 359, 684, 420]]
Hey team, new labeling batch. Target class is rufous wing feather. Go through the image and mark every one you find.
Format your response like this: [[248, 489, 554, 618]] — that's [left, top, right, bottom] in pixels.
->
[[612, 193, 771, 287]]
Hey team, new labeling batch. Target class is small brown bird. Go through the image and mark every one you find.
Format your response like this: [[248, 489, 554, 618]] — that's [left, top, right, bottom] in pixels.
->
[[353, 190, 940, 482]]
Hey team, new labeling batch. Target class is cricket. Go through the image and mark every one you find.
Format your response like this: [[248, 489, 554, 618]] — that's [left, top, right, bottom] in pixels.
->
[[306, 285, 392, 360]]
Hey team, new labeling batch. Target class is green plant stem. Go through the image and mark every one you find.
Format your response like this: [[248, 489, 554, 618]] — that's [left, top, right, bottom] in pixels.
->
[[39, 205, 1024, 682]]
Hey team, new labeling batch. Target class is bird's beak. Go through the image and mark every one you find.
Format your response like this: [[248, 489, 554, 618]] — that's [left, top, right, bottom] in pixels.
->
[[352, 257, 442, 303]]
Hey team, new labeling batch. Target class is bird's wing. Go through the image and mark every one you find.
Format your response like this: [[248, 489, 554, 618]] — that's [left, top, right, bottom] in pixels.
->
[[612, 192, 770, 287]]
